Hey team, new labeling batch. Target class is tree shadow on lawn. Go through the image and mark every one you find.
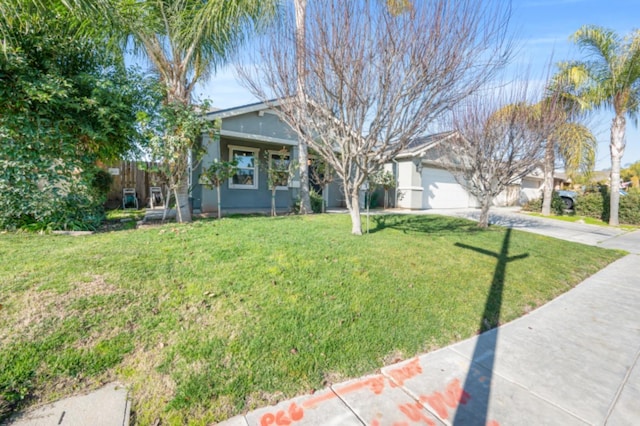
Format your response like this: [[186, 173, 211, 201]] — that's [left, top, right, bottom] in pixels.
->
[[370, 214, 486, 235]]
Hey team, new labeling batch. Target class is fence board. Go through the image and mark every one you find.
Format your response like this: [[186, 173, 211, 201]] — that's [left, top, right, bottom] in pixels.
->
[[103, 161, 166, 209]]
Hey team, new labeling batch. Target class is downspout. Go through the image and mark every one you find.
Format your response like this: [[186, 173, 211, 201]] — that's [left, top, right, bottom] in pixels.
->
[[392, 158, 400, 208]]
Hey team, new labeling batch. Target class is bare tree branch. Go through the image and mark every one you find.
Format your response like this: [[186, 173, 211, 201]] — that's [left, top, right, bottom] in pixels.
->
[[438, 78, 562, 227], [237, 0, 512, 234]]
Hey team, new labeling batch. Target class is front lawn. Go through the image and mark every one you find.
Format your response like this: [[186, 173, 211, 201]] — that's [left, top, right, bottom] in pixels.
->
[[0, 214, 624, 424]]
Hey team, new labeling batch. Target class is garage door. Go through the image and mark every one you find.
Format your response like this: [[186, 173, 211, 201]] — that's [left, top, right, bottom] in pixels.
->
[[421, 167, 470, 209]]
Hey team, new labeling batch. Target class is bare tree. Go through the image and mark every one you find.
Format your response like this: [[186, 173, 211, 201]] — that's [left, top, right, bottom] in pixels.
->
[[438, 82, 559, 227], [237, 0, 512, 234]]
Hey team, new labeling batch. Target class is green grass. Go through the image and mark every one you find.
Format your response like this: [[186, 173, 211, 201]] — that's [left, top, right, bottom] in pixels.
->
[[525, 212, 640, 230], [104, 208, 146, 222], [0, 214, 624, 424]]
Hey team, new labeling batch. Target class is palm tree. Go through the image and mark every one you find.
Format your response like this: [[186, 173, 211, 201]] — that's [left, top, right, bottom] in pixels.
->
[[560, 25, 640, 225], [537, 99, 596, 216], [62, 0, 278, 222], [293, 0, 312, 214]]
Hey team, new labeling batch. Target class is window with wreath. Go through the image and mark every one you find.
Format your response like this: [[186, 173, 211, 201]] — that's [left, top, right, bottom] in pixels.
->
[[229, 145, 259, 189]]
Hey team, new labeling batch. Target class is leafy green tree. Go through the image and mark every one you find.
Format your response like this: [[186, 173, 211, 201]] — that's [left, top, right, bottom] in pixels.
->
[[200, 158, 239, 219], [370, 170, 397, 209], [622, 160, 640, 188], [539, 104, 596, 215], [559, 26, 640, 225], [0, 4, 148, 230], [264, 147, 296, 217], [309, 156, 335, 213], [139, 99, 214, 223], [62, 0, 279, 222]]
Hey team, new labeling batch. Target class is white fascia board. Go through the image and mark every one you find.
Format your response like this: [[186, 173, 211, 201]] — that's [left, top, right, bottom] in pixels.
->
[[395, 132, 458, 160], [205, 99, 283, 120], [220, 129, 297, 146]]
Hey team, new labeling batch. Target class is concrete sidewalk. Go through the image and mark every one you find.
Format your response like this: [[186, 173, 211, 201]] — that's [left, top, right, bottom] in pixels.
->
[[6, 383, 130, 426], [219, 210, 640, 426]]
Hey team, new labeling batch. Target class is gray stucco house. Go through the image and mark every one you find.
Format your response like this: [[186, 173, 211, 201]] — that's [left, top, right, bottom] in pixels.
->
[[190, 101, 343, 215], [388, 132, 544, 209]]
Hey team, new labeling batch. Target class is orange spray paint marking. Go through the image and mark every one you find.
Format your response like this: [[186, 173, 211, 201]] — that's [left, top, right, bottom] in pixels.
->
[[419, 379, 470, 420], [335, 376, 386, 396], [260, 413, 275, 426], [302, 390, 337, 409], [398, 402, 436, 426], [288, 402, 304, 422], [387, 358, 423, 386], [259, 402, 304, 426]]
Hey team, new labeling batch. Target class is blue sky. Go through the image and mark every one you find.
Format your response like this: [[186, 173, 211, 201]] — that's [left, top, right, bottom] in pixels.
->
[[192, 0, 640, 170]]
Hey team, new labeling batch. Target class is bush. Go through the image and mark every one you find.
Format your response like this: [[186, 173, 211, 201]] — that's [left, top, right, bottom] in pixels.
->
[[91, 169, 114, 202], [521, 192, 566, 215], [574, 188, 640, 225], [620, 191, 640, 224], [310, 190, 323, 213], [574, 191, 608, 221], [521, 197, 542, 212]]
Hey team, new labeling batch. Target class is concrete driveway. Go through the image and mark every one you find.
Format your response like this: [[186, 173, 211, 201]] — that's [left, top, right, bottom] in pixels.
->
[[393, 206, 634, 250]]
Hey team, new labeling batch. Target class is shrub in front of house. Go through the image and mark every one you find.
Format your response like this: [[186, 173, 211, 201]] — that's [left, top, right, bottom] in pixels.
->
[[574, 189, 640, 225], [619, 191, 640, 224], [574, 191, 608, 221], [310, 190, 323, 213], [521, 192, 565, 215]]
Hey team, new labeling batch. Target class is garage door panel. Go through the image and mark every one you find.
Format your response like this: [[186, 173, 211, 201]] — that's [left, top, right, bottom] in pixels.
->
[[421, 167, 470, 209]]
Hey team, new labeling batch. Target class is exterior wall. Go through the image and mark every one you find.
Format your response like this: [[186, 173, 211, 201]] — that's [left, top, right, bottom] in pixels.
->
[[494, 185, 521, 207], [520, 177, 542, 205], [324, 179, 345, 209], [396, 160, 423, 209], [193, 132, 300, 214], [221, 112, 297, 143]]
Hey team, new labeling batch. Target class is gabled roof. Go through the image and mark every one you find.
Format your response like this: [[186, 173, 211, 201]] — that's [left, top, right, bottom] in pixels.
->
[[205, 99, 281, 120], [395, 131, 457, 159]]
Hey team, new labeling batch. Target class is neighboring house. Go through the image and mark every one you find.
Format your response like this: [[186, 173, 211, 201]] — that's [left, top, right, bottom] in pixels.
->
[[190, 101, 343, 215], [388, 132, 545, 210]]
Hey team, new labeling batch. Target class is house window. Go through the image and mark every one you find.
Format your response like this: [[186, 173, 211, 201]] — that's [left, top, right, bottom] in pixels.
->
[[229, 145, 259, 189], [268, 150, 291, 190]]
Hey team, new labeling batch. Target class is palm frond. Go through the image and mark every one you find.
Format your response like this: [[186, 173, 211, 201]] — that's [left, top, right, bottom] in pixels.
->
[[554, 122, 597, 180], [572, 25, 619, 69]]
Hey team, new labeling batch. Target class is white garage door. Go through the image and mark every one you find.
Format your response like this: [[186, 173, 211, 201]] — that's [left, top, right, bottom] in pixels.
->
[[421, 167, 470, 209]]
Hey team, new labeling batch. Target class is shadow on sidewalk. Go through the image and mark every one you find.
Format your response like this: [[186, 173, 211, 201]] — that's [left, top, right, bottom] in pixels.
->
[[453, 228, 528, 425]]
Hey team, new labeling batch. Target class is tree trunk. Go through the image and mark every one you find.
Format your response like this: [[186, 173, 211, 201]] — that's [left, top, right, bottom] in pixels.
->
[[293, 0, 313, 214], [216, 184, 222, 219], [271, 188, 277, 216], [478, 196, 492, 228], [175, 174, 192, 223], [541, 139, 555, 216], [297, 142, 312, 214], [345, 190, 362, 235], [294, 0, 312, 214], [166, 92, 193, 224], [162, 186, 172, 223], [609, 115, 626, 226]]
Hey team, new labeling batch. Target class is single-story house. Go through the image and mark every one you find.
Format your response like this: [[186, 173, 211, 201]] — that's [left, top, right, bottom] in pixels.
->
[[387, 132, 546, 209], [190, 101, 343, 215], [190, 101, 551, 214]]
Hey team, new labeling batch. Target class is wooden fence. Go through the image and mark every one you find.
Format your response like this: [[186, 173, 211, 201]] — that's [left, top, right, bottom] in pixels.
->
[[102, 161, 166, 209]]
